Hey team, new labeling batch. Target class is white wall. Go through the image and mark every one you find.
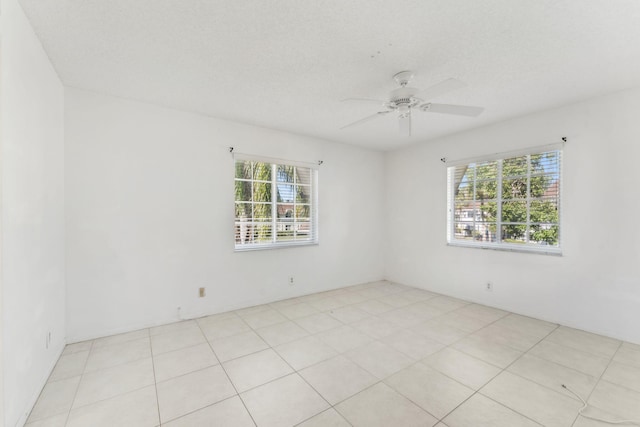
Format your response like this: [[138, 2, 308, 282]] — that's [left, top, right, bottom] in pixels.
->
[[65, 88, 385, 342], [0, 0, 66, 425], [386, 87, 640, 344]]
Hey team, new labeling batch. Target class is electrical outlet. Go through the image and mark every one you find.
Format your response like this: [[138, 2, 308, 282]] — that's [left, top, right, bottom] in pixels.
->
[[199, 287, 206, 298], [288, 276, 294, 286], [486, 282, 493, 291]]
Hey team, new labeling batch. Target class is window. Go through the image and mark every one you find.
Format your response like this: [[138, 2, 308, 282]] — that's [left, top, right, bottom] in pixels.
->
[[234, 156, 318, 250], [447, 148, 561, 254]]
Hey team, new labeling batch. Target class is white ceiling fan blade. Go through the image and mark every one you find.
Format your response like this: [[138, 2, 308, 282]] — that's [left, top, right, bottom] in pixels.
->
[[422, 103, 484, 117], [341, 98, 387, 105], [399, 113, 411, 137], [341, 111, 391, 130], [416, 78, 466, 101]]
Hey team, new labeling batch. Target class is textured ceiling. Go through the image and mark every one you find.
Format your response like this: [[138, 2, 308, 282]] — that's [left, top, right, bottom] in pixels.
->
[[19, 0, 640, 150]]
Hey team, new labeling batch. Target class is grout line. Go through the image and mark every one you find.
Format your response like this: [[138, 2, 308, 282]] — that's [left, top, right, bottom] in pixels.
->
[[148, 333, 163, 426], [63, 339, 95, 426]]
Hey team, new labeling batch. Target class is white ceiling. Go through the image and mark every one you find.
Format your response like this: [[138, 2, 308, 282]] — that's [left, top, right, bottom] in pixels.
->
[[19, 0, 640, 151]]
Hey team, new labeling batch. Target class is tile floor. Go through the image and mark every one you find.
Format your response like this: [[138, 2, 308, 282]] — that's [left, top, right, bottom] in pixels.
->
[[26, 281, 640, 427]]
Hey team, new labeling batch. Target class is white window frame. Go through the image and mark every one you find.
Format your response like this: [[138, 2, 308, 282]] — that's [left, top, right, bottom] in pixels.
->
[[234, 154, 319, 251], [446, 144, 562, 255]]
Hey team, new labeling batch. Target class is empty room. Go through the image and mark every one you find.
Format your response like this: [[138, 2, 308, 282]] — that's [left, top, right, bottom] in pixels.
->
[[2, 0, 640, 426]]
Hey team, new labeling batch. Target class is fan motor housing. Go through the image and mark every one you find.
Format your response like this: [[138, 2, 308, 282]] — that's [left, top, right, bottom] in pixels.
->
[[389, 86, 422, 109]]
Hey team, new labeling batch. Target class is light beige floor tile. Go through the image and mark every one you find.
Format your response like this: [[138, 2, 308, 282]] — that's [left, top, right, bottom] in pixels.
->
[[588, 380, 640, 421], [375, 282, 407, 295], [256, 320, 309, 347], [241, 309, 288, 329], [234, 304, 272, 317], [424, 295, 469, 312], [345, 341, 414, 379], [351, 316, 401, 339], [151, 327, 206, 355], [494, 314, 557, 339], [423, 347, 501, 390], [431, 312, 489, 333], [153, 342, 218, 382], [66, 385, 158, 427], [73, 357, 155, 408], [24, 412, 68, 427], [277, 302, 320, 320], [49, 351, 89, 381], [529, 340, 610, 377], [294, 312, 343, 334], [410, 320, 468, 345], [297, 408, 351, 427], [443, 393, 542, 427], [455, 303, 508, 323], [84, 337, 151, 372], [210, 330, 268, 362], [453, 335, 523, 368], [481, 371, 582, 427], [150, 320, 199, 336], [162, 396, 254, 427], [328, 306, 370, 323], [308, 296, 345, 312], [241, 373, 329, 427], [274, 335, 338, 370], [602, 361, 640, 393], [353, 299, 395, 315], [336, 382, 438, 427], [572, 405, 637, 427], [546, 326, 620, 358], [156, 365, 236, 423], [401, 289, 438, 302], [196, 311, 239, 327], [471, 323, 542, 351], [380, 326, 443, 361], [299, 355, 377, 405], [508, 354, 598, 400], [199, 317, 251, 341], [223, 349, 293, 392], [613, 345, 640, 368], [333, 291, 370, 306], [92, 329, 149, 349], [316, 325, 373, 353], [385, 363, 474, 419], [28, 376, 80, 422], [378, 307, 425, 328], [270, 297, 303, 309], [404, 302, 447, 320], [357, 287, 391, 299], [62, 341, 92, 356], [381, 292, 414, 308]]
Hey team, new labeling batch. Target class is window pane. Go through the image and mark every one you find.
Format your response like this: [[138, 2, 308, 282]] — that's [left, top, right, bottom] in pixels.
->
[[530, 199, 558, 223], [296, 186, 311, 203], [477, 201, 497, 222], [276, 224, 295, 241], [276, 165, 295, 183], [503, 156, 528, 177], [530, 174, 559, 198], [253, 183, 272, 202], [277, 184, 295, 203], [501, 201, 527, 222], [475, 180, 497, 200], [502, 178, 528, 200], [252, 223, 273, 243], [295, 205, 310, 219], [277, 204, 294, 219], [235, 203, 252, 220], [454, 222, 476, 240], [531, 152, 559, 174], [501, 224, 527, 243], [253, 162, 272, 181], [253, 203, 272, 221], [296, 167, 312, 186], [455, 181, 474, 201], [235, 161, 252, 179], [476, 161, 497, 179], [235, 180, 252, 202], [529, 224, 559, 246]]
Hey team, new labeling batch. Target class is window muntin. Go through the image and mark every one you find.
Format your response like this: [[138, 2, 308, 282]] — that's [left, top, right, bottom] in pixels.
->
[[447, 149, 561, 254], [235, 159, 317, 250]]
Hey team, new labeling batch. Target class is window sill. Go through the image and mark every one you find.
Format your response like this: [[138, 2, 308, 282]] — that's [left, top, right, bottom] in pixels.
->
[[234, 241, 318, 252], [447, 241, 562, 256]]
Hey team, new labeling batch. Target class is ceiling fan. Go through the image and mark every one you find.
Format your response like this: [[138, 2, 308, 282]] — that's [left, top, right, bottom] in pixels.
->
[[341, 71, 484, 136]]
